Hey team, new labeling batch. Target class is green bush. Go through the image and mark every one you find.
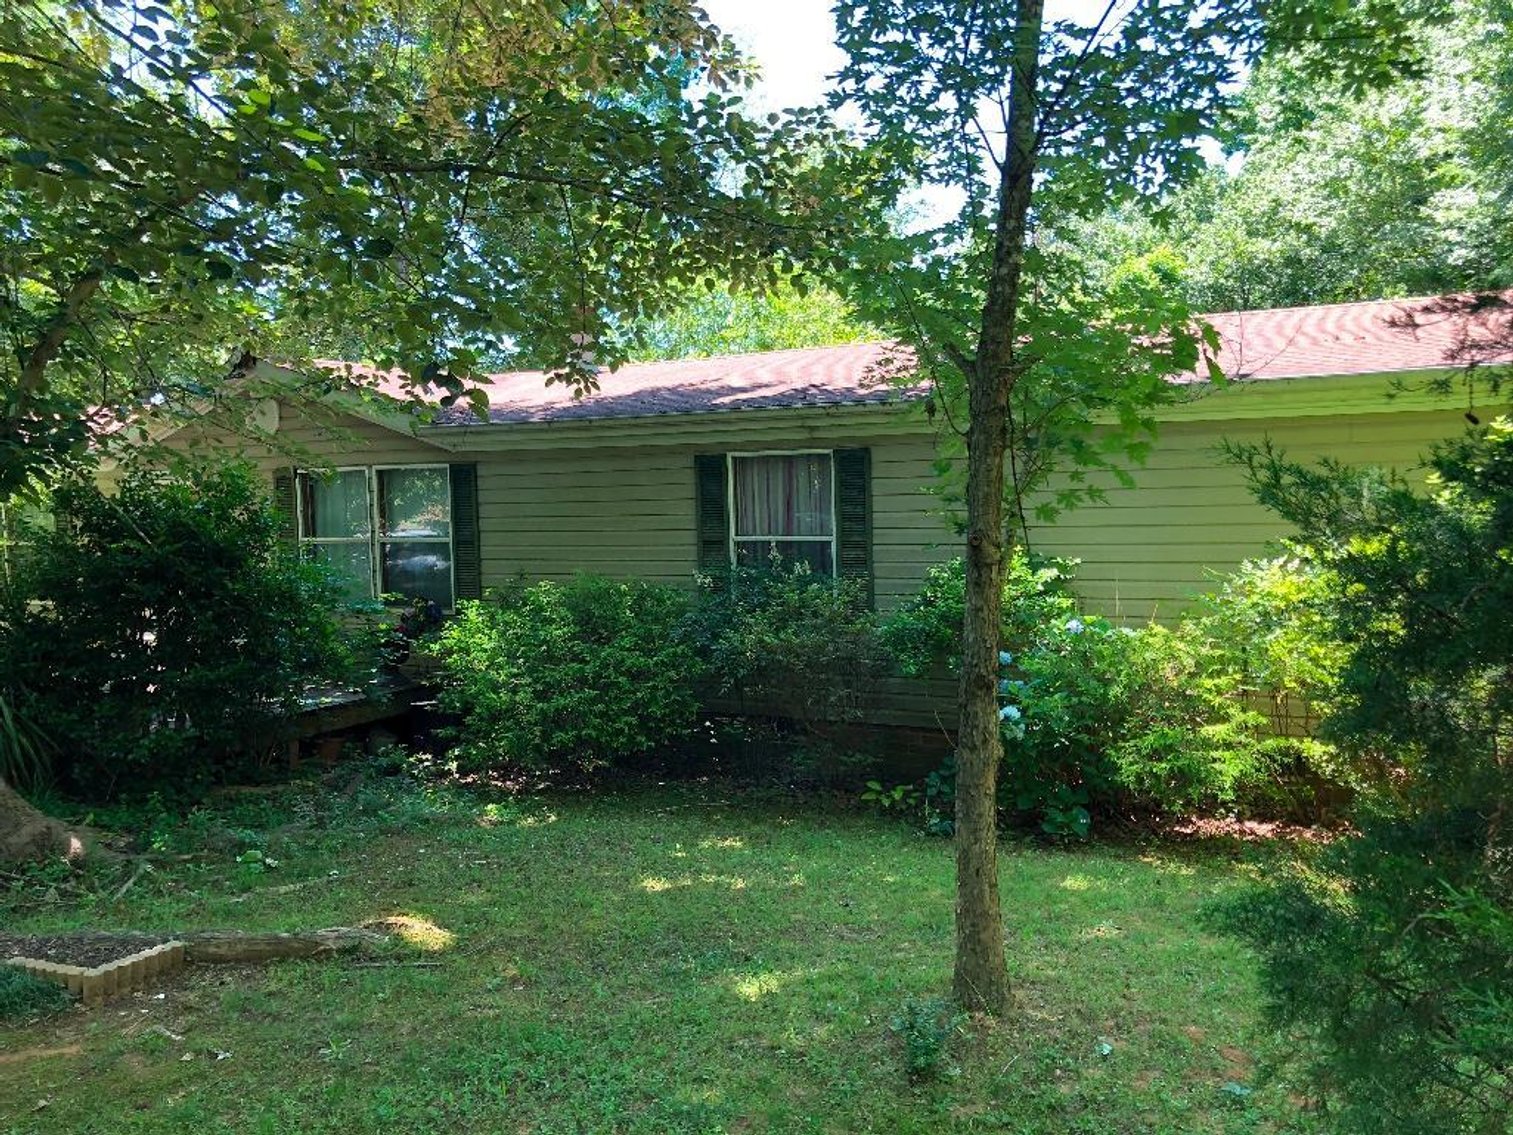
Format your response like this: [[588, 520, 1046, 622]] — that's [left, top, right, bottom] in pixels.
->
[[435, 575, 702, 775], [1007, 615, 1271, 827], [1214, 424, 1513, 1133], [882, 551, 1079, 678], [884, 555, 1275, 832], [686, 563, 890, 726], [0, 462, 352, 799]]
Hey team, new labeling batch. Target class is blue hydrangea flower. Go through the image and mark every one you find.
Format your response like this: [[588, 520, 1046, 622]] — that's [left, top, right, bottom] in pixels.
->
[[1065, 618, 1084, 634], [998, 704, 1022, 721], [998, 650, 1013, 666]]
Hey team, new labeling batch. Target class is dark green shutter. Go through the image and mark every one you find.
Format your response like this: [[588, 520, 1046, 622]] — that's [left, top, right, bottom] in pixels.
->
[[272, 467, 299, 547], [695, 454, 729, 575], [834, 447, 873, 606], [449, 463, 482, 603]]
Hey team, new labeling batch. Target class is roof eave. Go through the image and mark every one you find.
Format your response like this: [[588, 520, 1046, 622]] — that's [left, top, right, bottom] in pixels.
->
[[414, 396, 932, 452]]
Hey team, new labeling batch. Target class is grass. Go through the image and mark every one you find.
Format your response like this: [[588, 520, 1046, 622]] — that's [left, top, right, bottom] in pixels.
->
[[0, 972, 71, 1026], [0, 772, 1322, 1134]]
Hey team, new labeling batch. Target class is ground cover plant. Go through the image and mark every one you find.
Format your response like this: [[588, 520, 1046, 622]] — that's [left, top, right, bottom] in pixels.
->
[[1, 770, 1325, 1134]]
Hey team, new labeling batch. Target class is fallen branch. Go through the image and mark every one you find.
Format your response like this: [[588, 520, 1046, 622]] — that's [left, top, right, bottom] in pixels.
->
[[227, 875, 338, 904], [112, 862, 151, 902], [181, 928, 387, 963]]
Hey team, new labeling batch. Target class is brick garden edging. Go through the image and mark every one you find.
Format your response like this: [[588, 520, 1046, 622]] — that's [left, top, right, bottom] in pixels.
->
[[4, 926, 389, 1009], [6, 941, 186, 1007]]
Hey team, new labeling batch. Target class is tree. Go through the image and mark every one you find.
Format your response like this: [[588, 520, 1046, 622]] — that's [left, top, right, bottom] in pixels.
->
[[625, 281, 877, 360], [1056, 0, 1512, 312], [0, 0, 866, 494], [1220, 424, 1513, 1131], [0, 461, 353, 801], [832, 1, 1430, 1013]]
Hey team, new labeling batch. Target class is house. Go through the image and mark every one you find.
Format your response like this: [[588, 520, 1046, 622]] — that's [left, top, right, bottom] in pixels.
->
[[153, 293, 1509, 727]]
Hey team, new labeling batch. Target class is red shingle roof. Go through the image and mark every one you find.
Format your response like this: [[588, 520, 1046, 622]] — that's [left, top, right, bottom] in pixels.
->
[[329, 293, 1511, 425], [343, 341, 923, 426], [1193, 292, 1513, 382]]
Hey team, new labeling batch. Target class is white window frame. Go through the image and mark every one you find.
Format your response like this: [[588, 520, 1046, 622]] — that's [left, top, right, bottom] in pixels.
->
[[295, 464, 457, 608], [726, 449, 838, 577]]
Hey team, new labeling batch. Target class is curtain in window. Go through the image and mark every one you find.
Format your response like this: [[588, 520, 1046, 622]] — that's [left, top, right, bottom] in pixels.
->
[[733, 455, 833, 537]]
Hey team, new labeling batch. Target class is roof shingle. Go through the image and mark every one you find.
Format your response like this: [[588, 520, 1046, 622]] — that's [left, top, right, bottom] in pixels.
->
[[332, 293, 1512, 426]]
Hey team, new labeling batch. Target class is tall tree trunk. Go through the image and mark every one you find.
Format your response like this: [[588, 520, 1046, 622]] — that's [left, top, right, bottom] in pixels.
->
[[953, 0, 1044, 1016]]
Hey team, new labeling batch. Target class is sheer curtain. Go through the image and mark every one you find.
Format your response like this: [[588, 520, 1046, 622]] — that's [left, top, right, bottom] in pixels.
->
[[733, 455, 833, 537], [732, 454, 835, 574]]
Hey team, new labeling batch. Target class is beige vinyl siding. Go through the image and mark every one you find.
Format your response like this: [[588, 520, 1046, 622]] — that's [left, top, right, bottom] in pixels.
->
[[472, 434, 955, 609], [157, 400, 446, 472], [1027, 406, 1482, 621], [150, 386, 1480, 730], [158, 401, 957, 602]]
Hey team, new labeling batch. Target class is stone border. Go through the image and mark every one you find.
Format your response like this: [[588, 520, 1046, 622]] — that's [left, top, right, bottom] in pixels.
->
[[5, 942, 185, 1007]]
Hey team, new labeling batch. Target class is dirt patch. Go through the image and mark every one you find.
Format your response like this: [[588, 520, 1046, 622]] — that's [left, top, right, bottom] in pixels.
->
[[0, 933, 169, 968], [1161, 817, 1345, 844], [0, 1044, 83, 1066]]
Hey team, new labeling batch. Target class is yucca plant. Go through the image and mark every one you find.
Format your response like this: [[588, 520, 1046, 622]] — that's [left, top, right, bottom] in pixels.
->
[[0, 689, 54, 794]]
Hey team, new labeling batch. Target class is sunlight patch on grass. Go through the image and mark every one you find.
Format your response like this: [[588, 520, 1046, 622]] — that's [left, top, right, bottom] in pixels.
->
[[1138, 853, 1197, 876], [640, 873, 747, 893], [731, 971, 787, 1002], [1078, 922, 1124, 940], [698, 836, 746, 850], [1061, 873, 1099, 891], [376, 914, 456, 951]]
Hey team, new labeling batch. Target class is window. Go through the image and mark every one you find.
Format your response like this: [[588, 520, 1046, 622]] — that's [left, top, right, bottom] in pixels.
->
[[296, 466, 455, 608], [729, 451, 836, 575]]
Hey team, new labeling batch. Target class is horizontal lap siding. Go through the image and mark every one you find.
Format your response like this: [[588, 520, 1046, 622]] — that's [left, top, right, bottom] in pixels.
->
[[475, 433, 957, 603], [1027, 407, 1481, 621], [159, 402, 444, 473], [469, 432, 959, 730]]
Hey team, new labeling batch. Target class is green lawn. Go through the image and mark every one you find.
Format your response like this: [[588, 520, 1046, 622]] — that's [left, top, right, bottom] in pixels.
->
[[0, 777, 1320, 1134]]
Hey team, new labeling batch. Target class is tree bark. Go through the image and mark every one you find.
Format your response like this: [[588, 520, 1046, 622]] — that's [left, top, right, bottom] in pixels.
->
[[953, 0, 1044, 1016], [0, 779, 92, 865]]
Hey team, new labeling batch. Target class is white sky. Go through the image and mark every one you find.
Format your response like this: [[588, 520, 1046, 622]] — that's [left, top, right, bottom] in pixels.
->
[[701, 1, 1153, 111]]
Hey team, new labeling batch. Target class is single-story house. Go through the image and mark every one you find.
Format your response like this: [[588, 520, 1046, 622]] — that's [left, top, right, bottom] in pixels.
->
[[150, 292, 1508, 727]]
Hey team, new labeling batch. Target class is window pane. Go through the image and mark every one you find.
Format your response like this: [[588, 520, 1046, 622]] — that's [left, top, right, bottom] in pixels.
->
[[301, 470, 370, 539], [381, 540, 453, 608], [735, 539, 834, 576], [311, 542, 373, 601], [379, 467, 450, 539], [733, 455, 833, 537]]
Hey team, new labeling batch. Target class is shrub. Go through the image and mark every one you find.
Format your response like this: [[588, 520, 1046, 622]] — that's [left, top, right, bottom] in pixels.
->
[[1214, 424, 1513, 1133], [1006, 616, 1270, 827], [686, 563, 890, 726], [435, 575, 701, 775], [885, 555, 1275, 832], [0, 461, 352, 799], [882, 551, 1079, 677], [889, 996, 961, 1081]]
